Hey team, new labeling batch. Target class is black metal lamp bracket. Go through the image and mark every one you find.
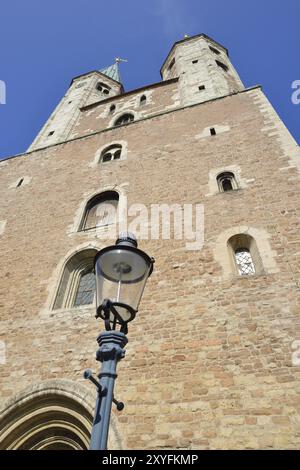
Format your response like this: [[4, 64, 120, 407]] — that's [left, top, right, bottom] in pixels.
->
[[83, 369, 125, 411]]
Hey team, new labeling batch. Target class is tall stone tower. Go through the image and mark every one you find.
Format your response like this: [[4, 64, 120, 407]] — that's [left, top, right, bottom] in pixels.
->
[[28, 64, 123, 151], [0, 33, 300, 450], [161, 34, 244, 105]]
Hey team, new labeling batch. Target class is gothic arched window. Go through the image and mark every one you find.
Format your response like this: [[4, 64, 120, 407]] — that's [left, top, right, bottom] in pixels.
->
[[217, 172, 237, 192], [80, 191, 119, 231], [53, 249, 96, 309], [228, 234, 262, 276], [100, 145, 122, 163], [114, 113, 134, 126]]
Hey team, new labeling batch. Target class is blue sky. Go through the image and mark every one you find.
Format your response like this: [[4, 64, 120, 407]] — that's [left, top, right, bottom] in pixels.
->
[[0, 0, 299, 159]]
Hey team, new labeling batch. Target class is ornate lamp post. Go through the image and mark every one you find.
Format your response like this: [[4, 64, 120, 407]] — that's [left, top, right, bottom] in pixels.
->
[[84, 234, 154, 450]]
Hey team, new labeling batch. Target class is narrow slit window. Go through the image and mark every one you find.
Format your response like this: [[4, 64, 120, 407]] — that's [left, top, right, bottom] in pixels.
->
[[17, 178, 24, 188], [168, 58, 175, 71], [210, 46, 221, 55], [216, 60, 229, 72], [48, 131, 55, 136], [140, 95, 147, 106], [210, 128, 216, 136]]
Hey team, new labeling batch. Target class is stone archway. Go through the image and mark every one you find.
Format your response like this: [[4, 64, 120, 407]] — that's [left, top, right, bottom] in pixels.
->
[[0, 380, 123, 450]]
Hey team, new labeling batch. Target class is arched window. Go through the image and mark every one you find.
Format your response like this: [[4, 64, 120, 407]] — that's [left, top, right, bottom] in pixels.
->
[[101, 145, 122, 163], [114, 113, 134, 126], [96, 82, 110, 95], [53, 249, 97, 309], [228, 234, 262, 276], [217, 172, 237, 192], [80, 191, 119, 231], [140, 95, 146, 106]]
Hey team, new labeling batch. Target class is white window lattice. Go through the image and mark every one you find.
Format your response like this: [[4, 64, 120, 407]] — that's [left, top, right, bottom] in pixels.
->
[[235, 248, 255, 276]]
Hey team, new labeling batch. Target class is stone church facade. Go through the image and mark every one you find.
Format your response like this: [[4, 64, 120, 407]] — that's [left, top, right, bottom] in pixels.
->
[[0, 33, 299, 449]]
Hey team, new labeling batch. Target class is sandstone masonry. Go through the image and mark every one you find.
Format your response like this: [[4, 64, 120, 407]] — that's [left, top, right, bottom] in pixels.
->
[[0, 33, 300, 450]]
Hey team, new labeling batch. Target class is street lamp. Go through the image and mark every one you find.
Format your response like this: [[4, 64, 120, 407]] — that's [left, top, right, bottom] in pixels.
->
[[84, 233, 154, 450]]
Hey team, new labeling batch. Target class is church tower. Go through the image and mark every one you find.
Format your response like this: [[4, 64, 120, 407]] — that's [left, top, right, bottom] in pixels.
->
[[0, 33, 300, 450], [28, 63, 123, 151], [161, 33, 244, 106]]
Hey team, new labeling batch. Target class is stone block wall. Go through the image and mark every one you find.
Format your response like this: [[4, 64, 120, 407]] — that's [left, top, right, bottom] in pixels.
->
[[0, 84, 300, 449]]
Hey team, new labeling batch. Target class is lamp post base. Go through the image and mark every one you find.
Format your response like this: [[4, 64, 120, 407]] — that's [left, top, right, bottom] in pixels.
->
[[89, 330, 128, 450]]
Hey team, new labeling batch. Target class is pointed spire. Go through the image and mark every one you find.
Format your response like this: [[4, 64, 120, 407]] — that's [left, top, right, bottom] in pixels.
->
[[100, 63, 121, 83]]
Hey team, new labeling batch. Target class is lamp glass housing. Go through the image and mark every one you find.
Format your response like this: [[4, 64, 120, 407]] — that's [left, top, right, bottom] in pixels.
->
[[94, 245, 152, 325]]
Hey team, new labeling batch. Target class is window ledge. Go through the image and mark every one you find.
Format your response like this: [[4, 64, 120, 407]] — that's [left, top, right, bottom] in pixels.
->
[[231, 271, 268, 280], [48, 305, 95, 317], [77, 223, 115, 234], [217, 188, 243, 195]]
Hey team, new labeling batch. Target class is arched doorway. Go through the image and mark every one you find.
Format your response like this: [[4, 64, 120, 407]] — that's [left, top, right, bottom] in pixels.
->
[[0, 380, 123, 450]]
